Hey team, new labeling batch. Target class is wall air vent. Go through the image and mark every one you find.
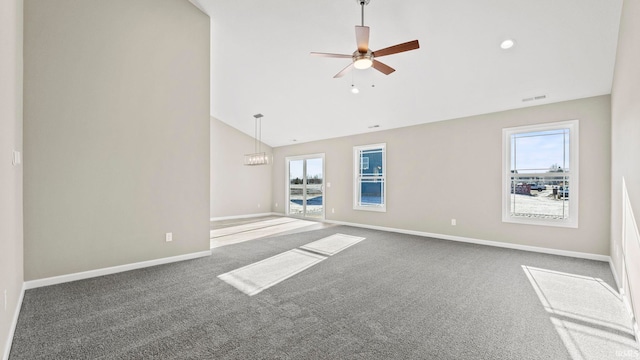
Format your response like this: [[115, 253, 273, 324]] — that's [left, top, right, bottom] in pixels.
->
[[522, 95, 547, 102]]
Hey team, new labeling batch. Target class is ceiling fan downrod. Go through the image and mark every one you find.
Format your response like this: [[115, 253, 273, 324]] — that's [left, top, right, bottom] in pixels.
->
[[358, 0, 370, 26]]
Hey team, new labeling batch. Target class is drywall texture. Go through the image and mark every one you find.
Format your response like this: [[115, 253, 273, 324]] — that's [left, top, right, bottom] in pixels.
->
[[24, 0, 210, 280], [611, 0, 640, 327], [0, 0, 23, 356], [210, 116, 272, 218], [273, 96, 611, 256]]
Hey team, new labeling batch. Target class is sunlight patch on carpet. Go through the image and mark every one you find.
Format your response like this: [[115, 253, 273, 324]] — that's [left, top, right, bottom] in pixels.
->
[[522, 265, 638, 359], [299, 233, 366, 256], [218, 249, 326, 296], [219, 233, 366, 296]]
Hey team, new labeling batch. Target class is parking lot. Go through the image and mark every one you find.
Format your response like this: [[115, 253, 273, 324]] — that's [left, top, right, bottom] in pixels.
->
[[510, 188, 570, 219]]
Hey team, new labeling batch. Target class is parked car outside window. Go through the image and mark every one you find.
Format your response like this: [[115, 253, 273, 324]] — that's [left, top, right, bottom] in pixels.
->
[[527, 183, 546, 191]]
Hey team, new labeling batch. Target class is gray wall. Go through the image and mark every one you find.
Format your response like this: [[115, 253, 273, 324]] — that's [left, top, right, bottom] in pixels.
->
[[273, 96, 611, 256], [210, 116, 272, 218], [611, 0, 640, 330], [0, 0, 23, 356], [23, 0, 210, 280]]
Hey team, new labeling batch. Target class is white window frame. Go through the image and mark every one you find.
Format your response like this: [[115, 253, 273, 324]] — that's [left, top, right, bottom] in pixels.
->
[[502, 120, 579, 228], [353, 143, 386, 212]]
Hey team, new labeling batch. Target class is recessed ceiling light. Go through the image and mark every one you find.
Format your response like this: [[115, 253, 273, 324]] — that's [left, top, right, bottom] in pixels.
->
[[500, 39, 515, 49], [351, 85, 360, 94]]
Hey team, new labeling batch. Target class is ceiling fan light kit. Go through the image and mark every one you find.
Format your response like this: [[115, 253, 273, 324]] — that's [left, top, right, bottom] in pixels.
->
[[353, 51, 373, 69], [311, 0, 419, 78]]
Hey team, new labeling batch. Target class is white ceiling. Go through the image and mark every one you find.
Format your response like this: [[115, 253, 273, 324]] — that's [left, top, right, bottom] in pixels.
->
[[196, 0, 623, 148]]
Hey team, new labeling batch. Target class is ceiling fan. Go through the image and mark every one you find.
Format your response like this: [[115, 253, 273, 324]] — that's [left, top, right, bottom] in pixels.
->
[[311, 0, 420, 78]]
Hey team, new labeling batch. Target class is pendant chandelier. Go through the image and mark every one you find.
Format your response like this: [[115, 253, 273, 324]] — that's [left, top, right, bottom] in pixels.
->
[[244, 113, 272, 166]]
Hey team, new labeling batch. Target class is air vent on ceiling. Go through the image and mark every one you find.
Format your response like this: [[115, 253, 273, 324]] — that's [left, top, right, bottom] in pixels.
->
[[522, 95, 547, 102]]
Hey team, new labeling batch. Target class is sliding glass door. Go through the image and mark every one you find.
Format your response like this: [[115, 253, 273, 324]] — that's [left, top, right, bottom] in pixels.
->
[[288, 159, 305, 217], [286, 154, 324, 219]]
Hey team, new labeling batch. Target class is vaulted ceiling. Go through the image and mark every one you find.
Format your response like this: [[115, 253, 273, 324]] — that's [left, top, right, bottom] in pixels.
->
[[196, 0, 623, 147]]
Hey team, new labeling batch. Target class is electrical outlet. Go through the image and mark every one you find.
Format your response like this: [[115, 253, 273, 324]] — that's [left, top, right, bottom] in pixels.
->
[[332, 208, 335, 214], [275, 203, 278, 207], [12, 151, 21, 165], [258, 203, 261, 208], [165, 232, 173, 242], [451, 219, 457, 226]]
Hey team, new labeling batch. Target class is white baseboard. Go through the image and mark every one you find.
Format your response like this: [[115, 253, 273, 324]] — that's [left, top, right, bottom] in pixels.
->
[[24, 250, 212, 290], [210, 212, 278, 222], [609, 259, 622, 292], [324, 219, 610, 262], [3, 283, 25, 360]]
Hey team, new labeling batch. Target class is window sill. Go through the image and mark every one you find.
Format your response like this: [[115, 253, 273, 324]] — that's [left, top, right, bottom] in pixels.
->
[[354, 205, 386, 212], [502, 216, 578, 228]]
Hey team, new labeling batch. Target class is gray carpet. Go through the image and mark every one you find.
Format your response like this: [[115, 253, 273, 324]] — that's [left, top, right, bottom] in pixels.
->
[[9, 226, 637, 359]]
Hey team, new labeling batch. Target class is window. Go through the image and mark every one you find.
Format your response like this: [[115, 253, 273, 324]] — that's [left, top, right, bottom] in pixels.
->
[[354, 143, 386, 212], [502, 120, 579, 228]]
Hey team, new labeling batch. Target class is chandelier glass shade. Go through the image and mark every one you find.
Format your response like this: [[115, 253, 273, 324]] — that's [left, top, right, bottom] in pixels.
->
[[244, 152, 271, 166]]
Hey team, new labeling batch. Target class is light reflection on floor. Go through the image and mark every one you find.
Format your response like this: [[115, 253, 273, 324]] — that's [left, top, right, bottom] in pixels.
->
[[523, 265, 639, 359], [209, 218, 318, 249]]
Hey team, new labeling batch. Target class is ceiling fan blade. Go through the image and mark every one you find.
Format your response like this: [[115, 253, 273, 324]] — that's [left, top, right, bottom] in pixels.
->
[[373, 40, 420, 58], [310, 52, 352, 59], [333, 63, 354, 78], [355, 26, 370, 53], [372, 60, 395, 75]]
